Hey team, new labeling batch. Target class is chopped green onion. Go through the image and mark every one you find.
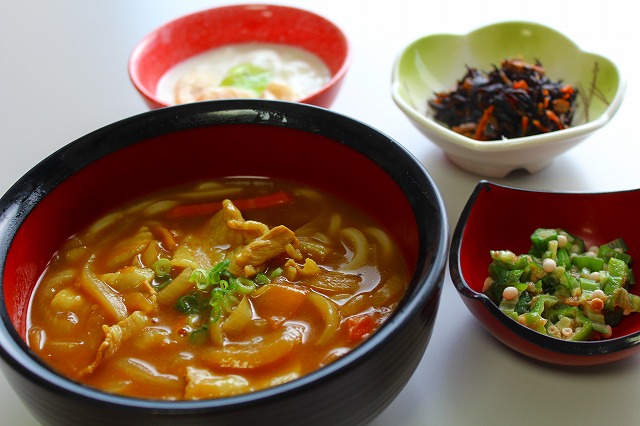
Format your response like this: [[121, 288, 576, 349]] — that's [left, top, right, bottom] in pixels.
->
[[152, 258, 173, 290], [176, 291, 208, 314], [190, 268, 210, 290], [155, 280, 171, 291], [254, 273, 270, 285], [209, 259, 231, 283], [236, 277, 256, 294], [190, 326, 209, 345], [180, 259, 277, 339], [269, 267, 283, 279], [153, 258, 172, 277]]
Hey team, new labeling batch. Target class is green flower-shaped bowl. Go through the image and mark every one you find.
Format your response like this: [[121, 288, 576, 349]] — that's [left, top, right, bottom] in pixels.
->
[[392, 21, 625, 177]]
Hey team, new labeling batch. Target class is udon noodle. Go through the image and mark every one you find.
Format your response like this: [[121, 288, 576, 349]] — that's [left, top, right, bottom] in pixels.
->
[[27, 178, 410, 400]]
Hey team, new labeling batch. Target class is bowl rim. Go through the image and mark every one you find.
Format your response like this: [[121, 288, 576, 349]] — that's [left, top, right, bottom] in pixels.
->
[[0, 99, 449, 412], [391, 20, 627, 152], [449, 180, 640, 357], [128, 3, 352, 109]]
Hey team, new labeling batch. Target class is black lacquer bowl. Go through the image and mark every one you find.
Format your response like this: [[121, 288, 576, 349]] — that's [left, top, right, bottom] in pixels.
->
[[0, 100, 448, 425]]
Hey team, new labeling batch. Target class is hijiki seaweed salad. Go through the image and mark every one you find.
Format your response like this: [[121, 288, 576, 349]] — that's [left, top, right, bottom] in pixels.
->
[[483, 228, 640, 341], [428, 58, 578, 141]]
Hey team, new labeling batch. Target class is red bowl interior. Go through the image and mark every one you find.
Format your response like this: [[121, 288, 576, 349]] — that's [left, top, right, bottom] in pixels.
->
[[451, 181, 640, 364], [2, 119, 418, 339], [128, 4, 350, 109]]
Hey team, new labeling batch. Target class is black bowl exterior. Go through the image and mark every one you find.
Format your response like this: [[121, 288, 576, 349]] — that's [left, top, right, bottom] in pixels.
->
[[0, 100, 448, 425]]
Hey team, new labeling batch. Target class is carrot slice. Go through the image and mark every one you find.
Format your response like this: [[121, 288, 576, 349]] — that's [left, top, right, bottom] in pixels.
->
[[168, 190, 293, 218], [512, 79, 528, 90], [344, 313, 377, 342], [560, 84, 575, 96], [474, 105, 495, 140], [520, 116, 529, 137], [545, 109, 564, 130]]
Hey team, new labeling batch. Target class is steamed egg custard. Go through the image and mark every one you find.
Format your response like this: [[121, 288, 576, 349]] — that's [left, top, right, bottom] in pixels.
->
[[156, 42, 331, 104]]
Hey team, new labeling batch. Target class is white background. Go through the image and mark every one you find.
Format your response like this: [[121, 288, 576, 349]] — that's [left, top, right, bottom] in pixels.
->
[[1, 1, 639, 425]]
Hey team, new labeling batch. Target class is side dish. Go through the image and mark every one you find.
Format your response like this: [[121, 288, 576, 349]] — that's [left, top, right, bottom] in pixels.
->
[[156, 43, 331, 104], [483, 228, 639, 341], [27, 178, 409, 400], [428, 59, 578, 141]]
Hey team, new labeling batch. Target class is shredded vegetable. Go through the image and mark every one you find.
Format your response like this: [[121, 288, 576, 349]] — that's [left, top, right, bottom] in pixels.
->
[[484, 228, 639, 341], [428, 58, 578, 141]]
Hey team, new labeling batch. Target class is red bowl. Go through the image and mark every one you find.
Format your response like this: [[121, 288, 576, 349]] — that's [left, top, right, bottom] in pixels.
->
[[450, 181, 640, 366], [128, 4, 350, 109]]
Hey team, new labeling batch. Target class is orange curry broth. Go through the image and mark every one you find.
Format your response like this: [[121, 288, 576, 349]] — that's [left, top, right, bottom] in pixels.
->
[[27, 178, 410, 399]]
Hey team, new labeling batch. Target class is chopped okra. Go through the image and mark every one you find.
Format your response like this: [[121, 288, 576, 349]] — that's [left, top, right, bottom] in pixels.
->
[[484, 228, 639, 341]]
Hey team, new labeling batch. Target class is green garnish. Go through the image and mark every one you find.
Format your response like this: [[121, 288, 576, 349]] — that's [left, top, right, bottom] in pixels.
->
[[153, 258, 172, 277], [152, 258, 173, 290], [269, 267, 284, 279], [178, 260, 274, 329], [176, 291, 209, 314], [254, 273, 270, 286], [189, 326, 209, 345], [220, 63, 272, 95], [484, 228, 639, 341]]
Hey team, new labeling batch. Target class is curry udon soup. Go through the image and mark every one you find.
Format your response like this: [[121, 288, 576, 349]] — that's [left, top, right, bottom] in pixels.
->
[[27, 178, 410, 400]]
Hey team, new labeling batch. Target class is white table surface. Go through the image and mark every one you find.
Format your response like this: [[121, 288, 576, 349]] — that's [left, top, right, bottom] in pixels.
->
[[1, 1, 639, 425]]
